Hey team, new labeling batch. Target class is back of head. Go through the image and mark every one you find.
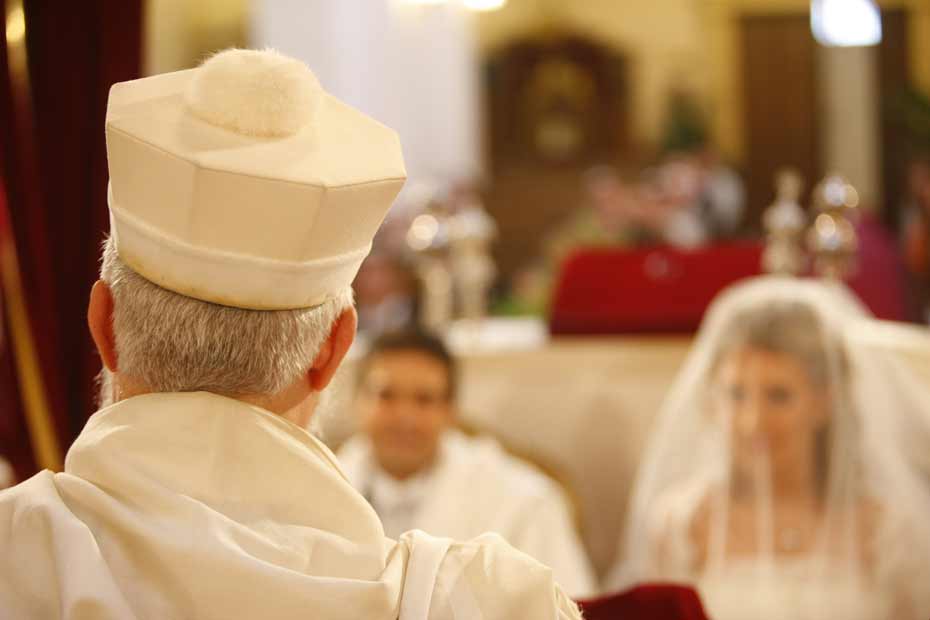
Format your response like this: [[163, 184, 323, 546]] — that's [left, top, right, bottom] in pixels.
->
[[98, 48, 406, 402], [100, 238, 353, 397]]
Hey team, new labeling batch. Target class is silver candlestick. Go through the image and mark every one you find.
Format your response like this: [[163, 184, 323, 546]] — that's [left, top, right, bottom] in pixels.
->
[[407, 197, 454, 333], [448, 196, 498, 322], [807, 174, 859, 280], [762, 169, 808, 276]]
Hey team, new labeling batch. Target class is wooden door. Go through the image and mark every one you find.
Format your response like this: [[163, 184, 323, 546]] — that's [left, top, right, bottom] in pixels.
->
[[741, 14, 821, 225], [878, 8, 911, 228]]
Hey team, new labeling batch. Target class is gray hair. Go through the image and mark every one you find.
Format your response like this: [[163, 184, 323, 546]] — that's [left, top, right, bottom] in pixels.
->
[[100, 237, 354, 396]]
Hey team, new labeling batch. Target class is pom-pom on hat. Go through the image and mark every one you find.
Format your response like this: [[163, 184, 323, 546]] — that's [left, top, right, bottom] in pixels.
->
[[105, 48, 406, 310]]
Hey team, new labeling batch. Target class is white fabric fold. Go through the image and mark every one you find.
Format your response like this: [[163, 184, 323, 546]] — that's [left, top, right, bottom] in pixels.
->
[[0, 392, 581, 620], [339, 430, 595, 598]]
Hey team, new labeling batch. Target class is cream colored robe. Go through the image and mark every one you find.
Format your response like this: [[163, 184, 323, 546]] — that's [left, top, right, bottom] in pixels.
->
[[338, 431, 595, 598], [0, 393, 582, 620]]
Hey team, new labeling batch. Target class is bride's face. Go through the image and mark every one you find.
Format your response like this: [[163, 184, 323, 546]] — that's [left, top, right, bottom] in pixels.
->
[[711, 346, 829, 478]]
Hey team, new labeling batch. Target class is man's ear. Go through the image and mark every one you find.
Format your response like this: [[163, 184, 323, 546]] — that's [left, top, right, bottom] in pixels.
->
[[88, 280, 118, 372], [308, 307, 357, 391]]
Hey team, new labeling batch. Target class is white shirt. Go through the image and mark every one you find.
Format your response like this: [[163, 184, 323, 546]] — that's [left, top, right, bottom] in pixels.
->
[[368, 464, 437, 540], [339, 430, 595, 597], [0, 392, 581, 620]]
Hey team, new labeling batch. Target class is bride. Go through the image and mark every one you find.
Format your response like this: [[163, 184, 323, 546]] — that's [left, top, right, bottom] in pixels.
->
[[606, 276, 930, 619]]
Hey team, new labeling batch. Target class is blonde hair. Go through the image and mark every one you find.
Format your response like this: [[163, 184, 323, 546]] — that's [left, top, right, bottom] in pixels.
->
[[713, 300, 848, 387]]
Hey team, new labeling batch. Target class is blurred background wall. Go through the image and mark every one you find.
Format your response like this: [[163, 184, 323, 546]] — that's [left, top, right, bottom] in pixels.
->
[[4, 0, 930, 486]]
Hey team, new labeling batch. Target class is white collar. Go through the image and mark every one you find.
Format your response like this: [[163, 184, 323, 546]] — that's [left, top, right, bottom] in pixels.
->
[[65, 391, 386, 544], [368, 460, 437, 513]]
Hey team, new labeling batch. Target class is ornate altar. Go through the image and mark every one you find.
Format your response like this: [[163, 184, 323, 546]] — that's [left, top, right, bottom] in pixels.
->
[[483, 33, 630, 282]]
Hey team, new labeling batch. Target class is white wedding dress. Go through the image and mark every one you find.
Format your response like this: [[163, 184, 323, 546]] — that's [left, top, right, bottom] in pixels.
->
[[698, 564, 887, 620], [650, 480, 894, 620], [605, 277, 930, 620]]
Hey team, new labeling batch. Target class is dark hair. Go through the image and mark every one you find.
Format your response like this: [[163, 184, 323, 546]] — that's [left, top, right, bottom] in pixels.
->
[[361, 329, 458, 401]]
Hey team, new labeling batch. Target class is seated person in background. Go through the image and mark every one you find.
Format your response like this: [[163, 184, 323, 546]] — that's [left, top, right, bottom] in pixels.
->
[[339, 330, 595, 597], [640, 145, 745, 249], [0, 49, 582, 620], [692, 144, 745, 241], [606, 276, 930, 620], [545, 151, 745, 277]]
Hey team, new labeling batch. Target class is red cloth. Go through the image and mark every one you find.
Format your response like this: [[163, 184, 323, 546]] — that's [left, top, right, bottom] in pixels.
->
[[549, 229, 913, 336], [577, 584, 709, 620], [549, 243, 763, 335], [0, 181, 38, 481], [846, 213, 909, 321]]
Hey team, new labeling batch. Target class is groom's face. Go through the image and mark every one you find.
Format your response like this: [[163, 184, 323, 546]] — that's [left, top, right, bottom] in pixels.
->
[[356, 350, 453, 479]]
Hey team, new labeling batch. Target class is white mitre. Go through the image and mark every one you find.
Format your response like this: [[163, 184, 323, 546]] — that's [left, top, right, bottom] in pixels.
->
[[105, 48, 406, 310]]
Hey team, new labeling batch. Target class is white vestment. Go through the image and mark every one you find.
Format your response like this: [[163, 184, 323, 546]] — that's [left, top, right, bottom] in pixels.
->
[[338, 430, 595, 598], [0, 393, 581, 620]]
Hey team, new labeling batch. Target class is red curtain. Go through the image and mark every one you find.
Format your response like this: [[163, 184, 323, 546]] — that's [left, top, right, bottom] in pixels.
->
[[0, 187, 36, 481], [0, 0, 142, 478]]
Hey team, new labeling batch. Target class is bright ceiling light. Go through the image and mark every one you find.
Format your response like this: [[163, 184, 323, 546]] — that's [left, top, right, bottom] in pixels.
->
[[463, 0, 507, 11], [5, 6, 25, 45], [811, 0, 882, 47]]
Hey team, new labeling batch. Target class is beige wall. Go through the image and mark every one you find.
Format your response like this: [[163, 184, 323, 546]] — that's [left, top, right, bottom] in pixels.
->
[[144, 0, 250, 75], [475, 0, 710, 148], [819, 45, 882, 207], [705, 0, 930, 160], [146, 0, 930, 164], [145, 0, 712, 155], [476, 0, 930, 159]]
